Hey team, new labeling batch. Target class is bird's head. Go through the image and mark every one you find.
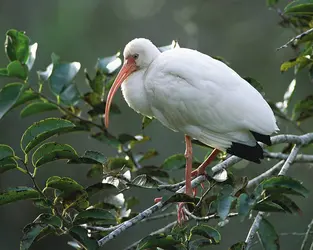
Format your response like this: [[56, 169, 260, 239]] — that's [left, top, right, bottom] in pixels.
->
[[104, 38, 160, 128]]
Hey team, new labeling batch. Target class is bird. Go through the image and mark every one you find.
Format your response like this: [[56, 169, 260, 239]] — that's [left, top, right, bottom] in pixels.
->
[[104, 38, 279, 221]]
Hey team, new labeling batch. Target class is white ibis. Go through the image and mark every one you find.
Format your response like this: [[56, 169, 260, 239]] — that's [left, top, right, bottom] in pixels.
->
[[104, 38, 279, 220]]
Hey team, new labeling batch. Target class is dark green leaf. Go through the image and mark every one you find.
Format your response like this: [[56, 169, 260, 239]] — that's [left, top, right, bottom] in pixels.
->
[[33, 213, 62, 228], [0, 157, 17, 173], [285, 0, 313, 15], [20, 102, 58, 118], [69, 150, 106, 165], [217, 185, 236, 220], [163, 193, 197, 205], [46, 176, 84, 194], [261, 176, 309, 197], [189, 239, 214, 250], [104, 157, 134, 170], [85, 183, 118, 197], [32, 142, 78, 167], [254, 201, 285, 212], [136, 166, 169, 178], [26, 43, 38, 71], [257, 218, 279, 250], [20, 223, 49, 250], [69, 226, 98, 250], [229, 242, 246, 250], [13, 89, 39, 108], [7, 61, 28, 80], [136, 234, 181, 250], [190, 225, 221, 244], [96, 54, 122, 74], [20, 118, 76, 153], [292, 95, 313, 122], [161, 154, 185, 171], [0, 186, 40, 206], [49, 59, 81, 95], [0, 144, 15, 160], [141, 116, 153, 130], [136, 149, 158, 163], [91, 132, 120, 148], [85, 70, 105, 95], [86, 164, 103, 178], [5, 29, 30, 63], [270, 194, 302, 214], [73, 208, 116, 225], [0, 83, 24, 119]]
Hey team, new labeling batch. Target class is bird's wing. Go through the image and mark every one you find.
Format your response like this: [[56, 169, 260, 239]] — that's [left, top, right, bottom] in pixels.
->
[[144, 48, 278, 148]]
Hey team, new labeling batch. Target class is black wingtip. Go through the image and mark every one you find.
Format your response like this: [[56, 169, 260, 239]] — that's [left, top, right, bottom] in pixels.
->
[[226, 142, 263, 164], [250, 131, 272, 146]]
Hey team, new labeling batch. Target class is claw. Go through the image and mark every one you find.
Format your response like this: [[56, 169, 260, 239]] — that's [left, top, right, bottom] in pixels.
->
[[177, 202, 188, 224]]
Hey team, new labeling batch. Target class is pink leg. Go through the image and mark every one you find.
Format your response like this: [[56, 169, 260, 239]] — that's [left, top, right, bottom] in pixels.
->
[[191, 149, 220, 177]]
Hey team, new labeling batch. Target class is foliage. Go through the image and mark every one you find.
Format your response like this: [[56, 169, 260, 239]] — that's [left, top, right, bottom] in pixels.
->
[[0, 1, 312, 248]]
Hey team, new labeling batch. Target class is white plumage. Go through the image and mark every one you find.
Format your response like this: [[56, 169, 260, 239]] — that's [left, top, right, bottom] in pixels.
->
[[110, 38, 278, 153]]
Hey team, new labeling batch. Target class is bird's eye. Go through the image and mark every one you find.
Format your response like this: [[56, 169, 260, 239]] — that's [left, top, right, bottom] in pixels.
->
[[133, 53, 139, 59]]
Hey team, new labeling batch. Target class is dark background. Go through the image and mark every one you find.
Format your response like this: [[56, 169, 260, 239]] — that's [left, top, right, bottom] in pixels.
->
[[0, 0, 312, 249]]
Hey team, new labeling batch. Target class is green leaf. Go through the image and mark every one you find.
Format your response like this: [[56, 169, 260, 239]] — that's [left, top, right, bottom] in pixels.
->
[[136, 234, 181, 250], [190, 225, 221, 244], [136, 166, 169, 178], [7, 61, 28, 80], [229, 242, 246, 250], [86, 164, 103, 178], [163, 193, 197, 205], [91, 132, 120, 148], [141, 116, 153, 130], [68, 150, 106, 165], [85, 183, 118, 198], [161, 154, 186, 171], [37, 64, 53, 82], [73, 208, 116, 225], [257, 218, 279, 250], [0, 68, 8, 76], [269, 194, 302, 214], [217, 185, 236, 220], [0, 83, 24, 119], [5, 29, 30, 63], [85, 70, 105, 95], [13, 89, 39, 108], [49, 59, 81, 95], [292, 95, 313, 122], [32, 142, 78, 167], [46, 176, 84, 195], [254, 201, 285, 212], [20, 223, 49, 250], [104, 157, 134, 170], [0, 187, 40, 206], [267, 0, 279, 7], [136, 149, 158, 163], [0, 157, 17, 174], [285, 0, 313, 15], [20, 102, 58, 118], [96, 53, 122, 74], [26, 43, 38, 71], [261, 176, 309, 197], [189, 239, 214, 250], [21, 118, 76, 153], [60, 83, 80, 106], [0, 144, 15, 160], [236, 193, 252, 220], [33, 213, 62, 228], [131, 174, 160, 189], [69, 226, 99, 250]]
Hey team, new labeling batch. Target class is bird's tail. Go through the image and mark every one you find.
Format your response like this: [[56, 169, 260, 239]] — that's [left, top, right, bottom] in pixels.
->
[[226, 142, 264, 164]]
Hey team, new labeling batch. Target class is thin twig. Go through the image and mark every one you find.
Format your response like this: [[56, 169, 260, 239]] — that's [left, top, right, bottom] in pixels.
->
[[278, 144, 302, 176], [277, 27, 313, 51], [265, 151, 313, 162], [183, 208, 238, 221], [245, 212, 264, 249], [301, 219, 313, 250], [246, 160, 284, 188]]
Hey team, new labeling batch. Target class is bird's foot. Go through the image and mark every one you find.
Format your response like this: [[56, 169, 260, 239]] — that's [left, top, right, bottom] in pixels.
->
[[177, 202, 189, 224]]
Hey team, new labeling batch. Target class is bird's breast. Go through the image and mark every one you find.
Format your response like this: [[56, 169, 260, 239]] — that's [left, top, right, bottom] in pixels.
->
[[121, 70, 153, 117]]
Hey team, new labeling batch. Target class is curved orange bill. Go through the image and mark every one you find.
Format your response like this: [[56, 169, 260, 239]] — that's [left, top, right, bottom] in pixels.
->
[[104, 57, 137, 128]]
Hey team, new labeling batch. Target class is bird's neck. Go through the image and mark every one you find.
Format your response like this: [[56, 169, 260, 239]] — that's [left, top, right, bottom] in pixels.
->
[[121, 69, 153, 117]]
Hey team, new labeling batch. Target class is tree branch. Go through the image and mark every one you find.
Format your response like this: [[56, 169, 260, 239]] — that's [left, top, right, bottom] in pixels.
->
[[301, 218, 313, 250], [277, 27, 313, 51]]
